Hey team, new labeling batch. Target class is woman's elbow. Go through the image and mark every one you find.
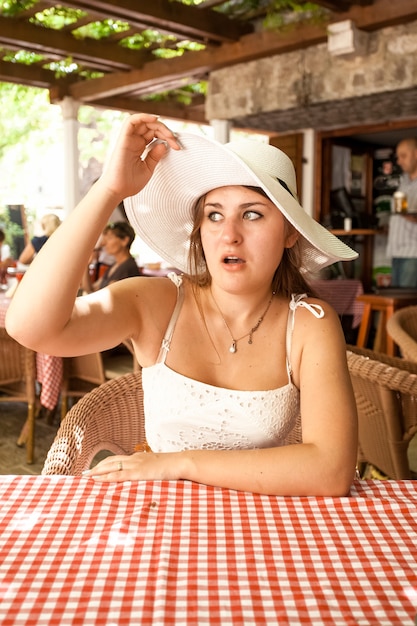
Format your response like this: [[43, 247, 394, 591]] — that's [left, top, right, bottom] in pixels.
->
[[5, 312, 28, 346], [319, 461, 357, 496]]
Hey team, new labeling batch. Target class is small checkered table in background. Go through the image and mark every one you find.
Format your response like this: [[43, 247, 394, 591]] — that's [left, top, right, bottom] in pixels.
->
[[0, 294, 63, 410]]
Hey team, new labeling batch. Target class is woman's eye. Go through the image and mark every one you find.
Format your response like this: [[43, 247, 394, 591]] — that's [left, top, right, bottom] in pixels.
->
[[207, 211, 223, 222], [243, 210, 262, 220]]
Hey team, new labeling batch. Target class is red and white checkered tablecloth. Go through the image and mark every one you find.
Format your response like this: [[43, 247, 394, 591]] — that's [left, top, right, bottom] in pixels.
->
[[0, 294, 63, 410], [35, 353, 63, 410], [0, 477, 416, 625]]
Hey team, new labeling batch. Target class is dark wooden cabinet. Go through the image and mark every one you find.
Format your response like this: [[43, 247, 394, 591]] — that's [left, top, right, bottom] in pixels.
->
[[315, 135, 377, 291]]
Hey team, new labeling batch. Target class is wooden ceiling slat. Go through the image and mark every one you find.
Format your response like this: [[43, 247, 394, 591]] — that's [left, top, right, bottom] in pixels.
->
[[87, 93, 207, 120], [0, 59, 76, 89], [0, 17, 148, 71], [51, 0, 253, 44], [313, 1, 369, 10]]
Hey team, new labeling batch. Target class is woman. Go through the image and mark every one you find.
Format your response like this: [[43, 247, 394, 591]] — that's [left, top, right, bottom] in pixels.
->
[[6, 114, 358, 496], [0, 228, 13, 284], [82, 220, 140, 293], [18, 213, 61, 265]]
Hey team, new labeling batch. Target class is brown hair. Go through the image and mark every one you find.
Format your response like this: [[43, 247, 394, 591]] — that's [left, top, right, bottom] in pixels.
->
[[106, 221, 136, 248], [188, 187, 316, 298]]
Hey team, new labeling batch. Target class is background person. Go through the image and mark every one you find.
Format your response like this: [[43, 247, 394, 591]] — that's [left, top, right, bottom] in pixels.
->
[[6, 113, 358, 497], [19, 213, 61, 265], [81, 220, 140, 293], [0, 228, 13, 285], [386, 137, 417, 288]]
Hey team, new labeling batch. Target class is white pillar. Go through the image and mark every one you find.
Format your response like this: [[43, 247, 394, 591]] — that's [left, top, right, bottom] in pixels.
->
[[301, 128, 315, 218], [210, 119, 231, 144], [60, 97, 80, 216]]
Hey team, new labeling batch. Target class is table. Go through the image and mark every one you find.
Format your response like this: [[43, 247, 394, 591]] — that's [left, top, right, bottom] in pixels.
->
[[311, 279, 364, 328], [0, 476, 416, 625], [0, 293, 63, 412], [356, 291, 417, 355]]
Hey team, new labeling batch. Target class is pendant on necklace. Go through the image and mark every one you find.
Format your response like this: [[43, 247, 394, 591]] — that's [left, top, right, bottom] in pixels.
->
[[229, 340, 237, 354]]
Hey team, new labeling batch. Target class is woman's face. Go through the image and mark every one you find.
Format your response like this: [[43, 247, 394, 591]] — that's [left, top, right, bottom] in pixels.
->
[[104, 231, 129, 255], [200, 186, 298, 290]]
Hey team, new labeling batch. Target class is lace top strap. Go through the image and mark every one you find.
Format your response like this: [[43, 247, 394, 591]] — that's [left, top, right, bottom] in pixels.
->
[[156, 272, 184, 364], [285, 293, 324, 380]]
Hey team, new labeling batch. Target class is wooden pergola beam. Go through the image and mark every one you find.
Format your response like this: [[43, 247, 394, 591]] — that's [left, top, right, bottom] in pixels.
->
[[51, 0, 253, 44], [0, 16, 147, 72]]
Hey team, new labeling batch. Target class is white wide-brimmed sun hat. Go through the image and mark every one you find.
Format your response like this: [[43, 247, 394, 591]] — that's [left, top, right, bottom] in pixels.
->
[[124, 132, 358, 274]]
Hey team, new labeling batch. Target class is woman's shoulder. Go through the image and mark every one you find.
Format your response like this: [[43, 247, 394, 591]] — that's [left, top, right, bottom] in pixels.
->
[[290, 292, 342, 326]]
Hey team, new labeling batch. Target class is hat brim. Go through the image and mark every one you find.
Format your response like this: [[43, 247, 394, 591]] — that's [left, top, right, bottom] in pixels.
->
[[124, 133, 358, 274]]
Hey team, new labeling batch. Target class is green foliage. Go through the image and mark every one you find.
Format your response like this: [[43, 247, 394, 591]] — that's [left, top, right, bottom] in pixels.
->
[[263, 1, 326, 29], [0, 83, 54, 158], [43, 57, 79, 77], [0, 0, 36, 17], [0, 206, 25, 256], [1, 48, 44, 64], [153, 39, 205, 58], [30, 6, 85, 29], [213, 0, 326, 27], [142, 81, 207, 105], [0, 82, 130, 215], [121, 30, 177, 50], [73, 19, 130, 40]]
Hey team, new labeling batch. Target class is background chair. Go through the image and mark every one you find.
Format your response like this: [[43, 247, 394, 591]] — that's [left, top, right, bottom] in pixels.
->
[[60, 342, 139, 421], [0, 327, 36, 463], [346, 345, 417, 480], [386, 305, 417, 362], [42, 370, 145, 475]]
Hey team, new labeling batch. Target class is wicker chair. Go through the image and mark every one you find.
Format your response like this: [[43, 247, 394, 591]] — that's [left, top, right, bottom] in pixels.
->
[[0, 327, 37, 463], [386, 305, 417, 362], [60, 343, 139, 421], [346, 345, 417, 480], [42, 370, 145, 475]]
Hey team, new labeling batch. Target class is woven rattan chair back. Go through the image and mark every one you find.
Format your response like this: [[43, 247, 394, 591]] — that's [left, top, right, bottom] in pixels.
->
[[60, 346, 139, 421], [42, 370, 145, 475], [386, 305, 417, 362], [0, 327, 36, 463], [347, 345, 417, 479], [60, 353, 107, 421]]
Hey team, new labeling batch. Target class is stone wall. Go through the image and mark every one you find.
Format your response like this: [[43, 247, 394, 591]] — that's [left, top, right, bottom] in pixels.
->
[[206, 20, 417, 132]]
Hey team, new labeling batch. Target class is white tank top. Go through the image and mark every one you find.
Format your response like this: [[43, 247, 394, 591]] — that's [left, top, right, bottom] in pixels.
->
[[142, 273, 324, 452]]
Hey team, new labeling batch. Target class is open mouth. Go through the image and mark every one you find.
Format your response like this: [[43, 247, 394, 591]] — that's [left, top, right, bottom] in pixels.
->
[[223, 256, 243, 264]]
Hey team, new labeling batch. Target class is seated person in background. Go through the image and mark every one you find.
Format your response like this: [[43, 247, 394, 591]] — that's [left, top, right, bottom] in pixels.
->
[[0, 228, 13, 284], [6, 114, 359, 497], [88, 200, 128, 280], [0, 228, 13, 268], [19, 213, 61, 265], [82, 221, 140, 293], [88, 223, 115, 282]]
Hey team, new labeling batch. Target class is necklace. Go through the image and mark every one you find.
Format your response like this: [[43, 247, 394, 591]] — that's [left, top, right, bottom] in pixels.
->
[[210, 289, 275, 354]]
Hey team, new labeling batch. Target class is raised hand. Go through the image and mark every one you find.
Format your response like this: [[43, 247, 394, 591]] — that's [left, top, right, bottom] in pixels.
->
[[100, 113, 182, 202]]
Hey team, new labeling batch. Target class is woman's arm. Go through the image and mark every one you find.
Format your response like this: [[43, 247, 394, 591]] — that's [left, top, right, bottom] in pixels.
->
[[87, 304, 358, 496], [6, 114, 181, 355], [18, 242, 36, 265]]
